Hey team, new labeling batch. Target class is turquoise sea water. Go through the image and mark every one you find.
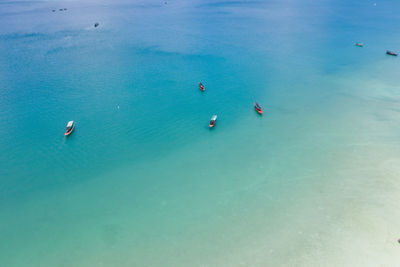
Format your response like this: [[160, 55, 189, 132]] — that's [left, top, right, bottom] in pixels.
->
[[1, 0, 400, 266]]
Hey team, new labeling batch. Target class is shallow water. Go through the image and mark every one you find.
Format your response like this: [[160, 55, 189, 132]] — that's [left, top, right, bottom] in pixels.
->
[[1, 0, 400, 266]]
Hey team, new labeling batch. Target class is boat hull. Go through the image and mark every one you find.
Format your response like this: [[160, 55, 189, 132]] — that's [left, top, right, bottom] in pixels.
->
[[254, 103, 263, 114], [386, 51, 398, 56], [64, 127, 74, 136], [199, 83, 205, 91]]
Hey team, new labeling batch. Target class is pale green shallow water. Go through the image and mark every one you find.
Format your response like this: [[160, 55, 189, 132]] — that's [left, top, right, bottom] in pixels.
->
[[1, 0, 400, 266]]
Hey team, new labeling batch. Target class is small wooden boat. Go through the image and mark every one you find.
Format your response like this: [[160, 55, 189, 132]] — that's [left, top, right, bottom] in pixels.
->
[[64, 121, 75, 136], [209, 115, 217, 128], [254, 102, 263, 114], [355, 42, 363, 47], [386, 50, 398, 56], [94, 22, 99, 28], [199, 82, 205, 91]]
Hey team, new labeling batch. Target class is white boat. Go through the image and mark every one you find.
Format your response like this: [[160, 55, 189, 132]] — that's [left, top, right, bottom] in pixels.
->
[[209, 115, 217, 128], [65, 121, 74, 136]]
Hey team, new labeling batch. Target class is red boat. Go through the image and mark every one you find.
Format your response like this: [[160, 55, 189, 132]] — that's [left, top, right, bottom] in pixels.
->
[[254, 102, 263, 114], [209, 115, 217, 128], [199, 82, 205, 91], [64, 121, 74, 136]]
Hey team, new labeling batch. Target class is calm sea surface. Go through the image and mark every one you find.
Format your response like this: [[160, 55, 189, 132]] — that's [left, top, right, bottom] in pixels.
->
[[1, 0, 400, 266]]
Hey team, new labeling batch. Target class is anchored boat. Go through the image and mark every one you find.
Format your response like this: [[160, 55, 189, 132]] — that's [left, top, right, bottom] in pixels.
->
[[254, 102, 263, 114], [64, 121, 75, 136], [199, 82, 205, 91], [386, 50, 398, 56], [209, 115, 217, 128]]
